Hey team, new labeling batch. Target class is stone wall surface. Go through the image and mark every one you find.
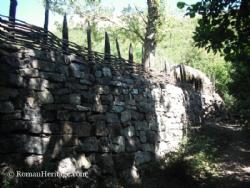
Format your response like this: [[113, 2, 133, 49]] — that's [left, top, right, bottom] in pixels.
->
[[0, 44, 223, 187]]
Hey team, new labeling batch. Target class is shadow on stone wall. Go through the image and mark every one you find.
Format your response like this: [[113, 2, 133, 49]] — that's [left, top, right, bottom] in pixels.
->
[[0, 44, 222, 188]]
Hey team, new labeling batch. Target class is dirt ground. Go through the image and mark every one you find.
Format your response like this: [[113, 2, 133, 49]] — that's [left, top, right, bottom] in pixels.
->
[[139, 122, 250, 188], [210, 123, 250, 188]]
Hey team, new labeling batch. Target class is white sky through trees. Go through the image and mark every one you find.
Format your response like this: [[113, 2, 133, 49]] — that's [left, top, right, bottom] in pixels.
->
[[0, 0, 197, 30]]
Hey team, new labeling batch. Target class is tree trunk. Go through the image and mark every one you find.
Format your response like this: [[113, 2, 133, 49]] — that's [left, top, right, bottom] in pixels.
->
[[9, 0, 17, 22], [142, 0, 159, 69]]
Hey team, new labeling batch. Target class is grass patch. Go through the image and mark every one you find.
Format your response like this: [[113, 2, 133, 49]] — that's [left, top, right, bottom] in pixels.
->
[[139, 129, 222, 188]]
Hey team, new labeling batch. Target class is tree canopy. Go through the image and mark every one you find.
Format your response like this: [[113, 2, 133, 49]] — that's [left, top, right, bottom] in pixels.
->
[[178, 0, 250, 62], [178, 0, 250, 110]]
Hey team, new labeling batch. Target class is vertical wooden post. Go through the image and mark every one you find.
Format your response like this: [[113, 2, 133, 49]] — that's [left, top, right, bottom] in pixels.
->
[[9, 0, 17, 23], [104, 32, 111, 61], [62, 14, 69, 53], [8, 0, 17, 38], [43, 0, 49, 46], [182, 64, 187, 82], [87, 21, 92, 61], [129, 43, 133, 63], [164, 61, 167, 72], [141, 45, 144, 64], [180, 64, 186, 83], [87, 22, 92, 52], [179, 65, 184, 82], [44, 0, 49, 31], [115, 38, 121, 58]]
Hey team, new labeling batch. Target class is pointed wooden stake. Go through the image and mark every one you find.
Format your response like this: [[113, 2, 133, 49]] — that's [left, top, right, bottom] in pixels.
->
[[9, 0, 17, 23], [62, 14, 69, 53], [141, 45, 144, 64], [8, 0, 17, 37], [43, 0, 49, 46], [115, 38, 121, 58], [87, 22, 92, 52], [164, 61, 167, 72], [180, 64, 184, 82], [182, 64, 187, 82], [180, 64, 186, 83], [129, 43, 133, 63], [44, 0, 49, 31], [87, 21, 92, 61], [104, 32, 111, 61]]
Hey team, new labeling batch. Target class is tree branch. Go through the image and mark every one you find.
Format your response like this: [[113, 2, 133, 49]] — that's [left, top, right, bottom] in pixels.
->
[[134, 5, 147, 25]]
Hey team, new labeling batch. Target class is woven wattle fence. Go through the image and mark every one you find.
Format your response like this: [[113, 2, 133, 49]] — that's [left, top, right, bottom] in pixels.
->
[[0, 14, 135, 65]]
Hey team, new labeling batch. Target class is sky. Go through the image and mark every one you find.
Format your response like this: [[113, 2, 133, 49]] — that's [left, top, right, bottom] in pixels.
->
[[0, 0, 61, 30], [0, 0, 198, 31]]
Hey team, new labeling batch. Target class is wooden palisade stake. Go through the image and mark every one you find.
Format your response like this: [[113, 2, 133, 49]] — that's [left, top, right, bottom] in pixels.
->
[[87, 21, 92, 61], [104, 32, 111, 61], [9, 0, 17, 23], [129, 43, 133, 63], [43, 0, 49, 46], [62, 13, 69, 53], [115, 38, 121, 59]]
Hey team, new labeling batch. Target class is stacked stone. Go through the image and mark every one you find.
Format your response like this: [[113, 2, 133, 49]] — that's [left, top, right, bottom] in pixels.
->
[[0, 45, 223, 185]]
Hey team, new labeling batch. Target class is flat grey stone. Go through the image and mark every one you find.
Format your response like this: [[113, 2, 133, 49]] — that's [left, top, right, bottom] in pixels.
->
[[102, 67, 112, 77], [112, 136, 125, 153], [79, 137, 98, 152], [121, 110, 131, 123], [106, 113, 120, 123], [0, 102, 14, 113], [134, 151, 152, 166]]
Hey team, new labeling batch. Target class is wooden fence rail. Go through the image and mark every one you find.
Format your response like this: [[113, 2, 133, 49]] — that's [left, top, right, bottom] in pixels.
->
[[0, 14, 135, 65]]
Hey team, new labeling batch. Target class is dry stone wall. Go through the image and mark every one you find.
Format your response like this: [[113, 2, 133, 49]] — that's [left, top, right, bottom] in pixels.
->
[[0, 44, 223, 186]]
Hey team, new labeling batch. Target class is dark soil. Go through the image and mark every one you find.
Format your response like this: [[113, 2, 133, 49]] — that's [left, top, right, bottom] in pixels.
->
[[138, 122, 250, 188]]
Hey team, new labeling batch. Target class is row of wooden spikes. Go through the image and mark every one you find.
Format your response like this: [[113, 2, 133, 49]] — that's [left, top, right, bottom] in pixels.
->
[[62, 15, 134, 62], [8, 0, 134, 62]]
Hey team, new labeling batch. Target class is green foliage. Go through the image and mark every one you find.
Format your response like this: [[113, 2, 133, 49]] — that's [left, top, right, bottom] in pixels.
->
[[228, 62, 250, 114], [181, 45, 231, 95], [165, 136, 218, 176], [136, 130, 222, 188], [178, 0, 250, 111], [0, 168, 15, 188], [52, 2, 233, 105], [180, 135, 220, 177], [120, 6, 146, 43], [178, 0, 250, 61], [44, 0, 101, 15], [177, 2, 186, 9], [54, 14, 231, 97]]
